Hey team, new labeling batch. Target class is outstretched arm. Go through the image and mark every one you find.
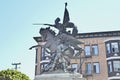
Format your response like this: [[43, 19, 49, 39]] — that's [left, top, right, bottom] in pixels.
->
[[43, 24, 55, 27], [33, 23, 55, 27]]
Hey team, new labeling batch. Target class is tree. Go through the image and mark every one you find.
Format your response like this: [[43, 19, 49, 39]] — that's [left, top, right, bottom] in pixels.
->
[[0, 69, 30, 80]]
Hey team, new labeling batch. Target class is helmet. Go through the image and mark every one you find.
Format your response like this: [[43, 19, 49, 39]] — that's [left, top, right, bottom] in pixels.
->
[[55, 17, 60, 23]]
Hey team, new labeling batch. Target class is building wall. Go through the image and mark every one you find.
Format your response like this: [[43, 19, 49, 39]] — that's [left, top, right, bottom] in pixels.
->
[[33, 31, 120, 80], [81, 37, 108, 80], [35, 42, 42, 75], [80, 36, 120, 80]]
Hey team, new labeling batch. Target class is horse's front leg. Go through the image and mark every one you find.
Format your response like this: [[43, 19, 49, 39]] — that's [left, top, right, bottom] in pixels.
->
[[49, 53, 58, 71]]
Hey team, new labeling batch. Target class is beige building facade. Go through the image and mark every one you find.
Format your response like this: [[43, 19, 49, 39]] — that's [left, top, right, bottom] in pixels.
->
[[33, 30, 120, 80]]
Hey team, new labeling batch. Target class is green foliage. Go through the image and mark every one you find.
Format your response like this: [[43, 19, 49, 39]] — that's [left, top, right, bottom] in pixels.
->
[[0, 69, 30, 80]]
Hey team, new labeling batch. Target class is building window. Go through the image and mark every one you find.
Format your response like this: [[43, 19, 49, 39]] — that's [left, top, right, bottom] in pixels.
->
[[41, 48, 50, 60], [72, 63, 78, 72], [111, 42, 119, 53], [93, 62, 100, 73], [92, 45, 99, 56], [73, 50, 79, 57], [85, 62, 92, 74], [41, 64, 44, 70], [105, 40, 120, 57], [84, 45, 91, 56], [35, 65, 37, 75], [113, 60, 120, 72], [106, 43, 111, 54], [108, 61, 113, 72], [41, 63, 48, 70], [35, 49, 38, 63], [41, 48, 45, 60], [44, 50, 50, 60]]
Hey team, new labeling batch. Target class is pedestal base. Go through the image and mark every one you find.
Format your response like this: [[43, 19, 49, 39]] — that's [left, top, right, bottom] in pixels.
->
[[35, 73, 86, 80]]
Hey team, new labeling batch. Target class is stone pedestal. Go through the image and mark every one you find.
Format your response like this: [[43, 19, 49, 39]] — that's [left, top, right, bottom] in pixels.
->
[[34, 73, 86, 80]]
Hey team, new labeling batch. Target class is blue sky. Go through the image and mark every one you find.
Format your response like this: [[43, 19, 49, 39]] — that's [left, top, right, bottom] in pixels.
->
[[0, 0, 120, 79]]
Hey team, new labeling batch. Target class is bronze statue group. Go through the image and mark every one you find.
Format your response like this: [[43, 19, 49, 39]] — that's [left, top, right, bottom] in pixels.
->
[[30, 3, 83, 73]]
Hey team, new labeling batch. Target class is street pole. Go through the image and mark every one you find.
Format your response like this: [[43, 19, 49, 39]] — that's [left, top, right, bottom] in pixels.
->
[[12, 62, 21, 70]]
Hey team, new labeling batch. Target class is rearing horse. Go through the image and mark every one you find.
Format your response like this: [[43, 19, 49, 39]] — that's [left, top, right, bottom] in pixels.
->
[[39, 27, 83, 72]]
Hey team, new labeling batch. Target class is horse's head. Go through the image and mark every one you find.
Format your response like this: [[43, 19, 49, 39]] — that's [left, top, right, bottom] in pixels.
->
[[39, 27, 56, 41]]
